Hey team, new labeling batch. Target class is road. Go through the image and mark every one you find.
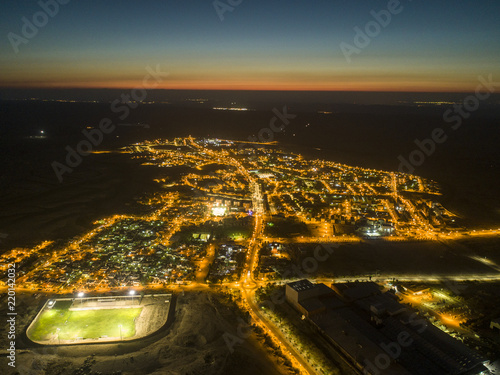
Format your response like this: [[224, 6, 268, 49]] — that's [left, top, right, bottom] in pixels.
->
[[195, 243, 216, 283], [202, 146, 320, 374], [239, 216, 318, 374]]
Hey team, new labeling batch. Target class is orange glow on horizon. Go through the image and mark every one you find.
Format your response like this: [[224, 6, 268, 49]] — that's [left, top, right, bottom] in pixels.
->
[[0, 79, 482, 93]]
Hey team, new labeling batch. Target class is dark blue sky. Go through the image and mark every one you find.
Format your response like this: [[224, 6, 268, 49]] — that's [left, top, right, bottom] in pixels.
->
[[1, 0, 499, 91]]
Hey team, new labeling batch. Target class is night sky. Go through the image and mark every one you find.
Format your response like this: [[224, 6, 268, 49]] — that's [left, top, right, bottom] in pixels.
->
[[1, 0, 499, 92]]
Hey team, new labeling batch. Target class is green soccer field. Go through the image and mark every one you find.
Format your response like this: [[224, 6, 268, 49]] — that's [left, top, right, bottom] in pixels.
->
[[29, 300, 142, 341]]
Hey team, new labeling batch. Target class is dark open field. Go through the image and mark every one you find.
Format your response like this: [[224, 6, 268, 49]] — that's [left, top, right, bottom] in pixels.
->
[[296, 237, 500, 278]]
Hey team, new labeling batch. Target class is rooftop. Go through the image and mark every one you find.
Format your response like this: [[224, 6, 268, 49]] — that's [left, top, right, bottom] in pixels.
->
[[332, 281, 381, 301], [287, 279, 316, 292]]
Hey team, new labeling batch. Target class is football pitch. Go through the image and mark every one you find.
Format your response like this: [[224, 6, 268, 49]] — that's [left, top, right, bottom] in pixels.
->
[[29, 300, 142, 341]]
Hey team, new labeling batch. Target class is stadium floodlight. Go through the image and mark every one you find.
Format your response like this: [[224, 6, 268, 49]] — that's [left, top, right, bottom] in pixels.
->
[[77, 292, 85, 306]]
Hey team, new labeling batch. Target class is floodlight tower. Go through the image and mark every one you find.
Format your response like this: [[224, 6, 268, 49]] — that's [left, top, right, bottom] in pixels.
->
[[129, 289, 137, 305], [77, 292, 85, 306]]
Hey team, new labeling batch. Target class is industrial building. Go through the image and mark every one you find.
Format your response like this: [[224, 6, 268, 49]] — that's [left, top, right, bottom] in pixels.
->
[[286, 280, 490, 375]]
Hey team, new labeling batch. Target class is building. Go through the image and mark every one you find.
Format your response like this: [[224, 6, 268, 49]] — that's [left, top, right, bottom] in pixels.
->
[[355, 218, 394, 237], [286, 280, 489, 375], [285, 279, 335, 318]]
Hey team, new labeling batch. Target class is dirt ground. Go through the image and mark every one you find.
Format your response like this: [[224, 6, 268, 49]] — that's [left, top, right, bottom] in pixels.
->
[[0, 291, 291, 375], [134, 296, 171, 339]]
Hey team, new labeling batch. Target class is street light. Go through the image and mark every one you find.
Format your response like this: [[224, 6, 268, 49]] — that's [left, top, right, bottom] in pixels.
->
[[77, 292, 85, 306]]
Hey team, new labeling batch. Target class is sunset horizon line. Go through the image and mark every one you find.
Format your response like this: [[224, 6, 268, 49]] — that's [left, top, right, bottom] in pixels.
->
[[0, 85, 492, 94]]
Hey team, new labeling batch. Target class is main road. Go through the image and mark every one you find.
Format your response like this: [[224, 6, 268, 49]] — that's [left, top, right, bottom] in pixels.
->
[[235, 159, 320, 374], [190, 136, 320, 375]]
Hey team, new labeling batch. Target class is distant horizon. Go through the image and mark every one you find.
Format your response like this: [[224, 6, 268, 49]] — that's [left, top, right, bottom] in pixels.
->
[[1, 87, 496, 93], [0, 83, 494, 93], [2, 87, 499, 107]]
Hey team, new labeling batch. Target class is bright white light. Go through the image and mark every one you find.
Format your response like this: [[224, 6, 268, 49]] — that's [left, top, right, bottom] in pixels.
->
[[129, 290, 136, 296], [77, 292, 84, 298], [212, 206, 226, 216]]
